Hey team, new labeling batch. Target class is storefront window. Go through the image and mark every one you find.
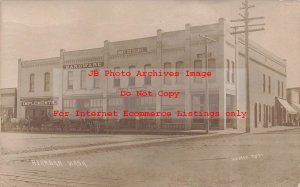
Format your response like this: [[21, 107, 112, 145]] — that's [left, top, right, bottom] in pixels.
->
[[108, 98, 122, 106], [64, 100, 76, 108], [90, 99, 102, 107], [141, 96, 156, 105]]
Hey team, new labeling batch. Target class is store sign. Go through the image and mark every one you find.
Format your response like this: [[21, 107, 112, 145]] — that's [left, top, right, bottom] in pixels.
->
[[63, 62, 104, 70], [117, 47, 147, 55], [21, 99, 58, 106]]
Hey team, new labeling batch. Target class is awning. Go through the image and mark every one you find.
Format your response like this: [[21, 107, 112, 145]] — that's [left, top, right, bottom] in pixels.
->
[[277, 98, 297, 114], [291, 103, 300, 113]]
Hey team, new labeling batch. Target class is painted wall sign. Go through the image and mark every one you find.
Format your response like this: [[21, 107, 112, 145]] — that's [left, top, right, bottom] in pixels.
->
[[21, 99, 58, 106], [117, 47, 148, 55], [63, 62, 104, 70]]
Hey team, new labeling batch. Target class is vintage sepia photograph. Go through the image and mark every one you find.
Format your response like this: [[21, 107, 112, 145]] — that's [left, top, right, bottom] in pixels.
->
[[0, 0, 300, 186]]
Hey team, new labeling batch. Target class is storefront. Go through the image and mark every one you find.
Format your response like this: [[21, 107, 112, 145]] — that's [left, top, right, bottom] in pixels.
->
[[21, 97, 58, 127]]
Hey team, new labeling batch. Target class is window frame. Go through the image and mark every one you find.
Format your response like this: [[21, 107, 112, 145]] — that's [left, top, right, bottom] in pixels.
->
[[226, 59, 230, 82], [144, 64, 152, 86], [80, 70, 87, 89], [113, 67, 121, 88], [67, 71, 74, 90], [164, 62, 172, 85], [29, 73, 35, 92], [176, 61, 184, 84], [128, 65, 136, 87], [44, 72, 50, 92]]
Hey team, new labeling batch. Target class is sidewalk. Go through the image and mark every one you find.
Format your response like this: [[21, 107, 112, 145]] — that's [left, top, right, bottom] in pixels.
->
[[251, 125, 300, 133]]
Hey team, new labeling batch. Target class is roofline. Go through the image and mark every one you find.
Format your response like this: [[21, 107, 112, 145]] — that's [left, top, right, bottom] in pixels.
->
[[21, 56, 60, 63]]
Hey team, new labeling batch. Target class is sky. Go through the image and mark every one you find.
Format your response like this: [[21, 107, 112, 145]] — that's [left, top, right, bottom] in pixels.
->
[[0, 0, 299, 88]]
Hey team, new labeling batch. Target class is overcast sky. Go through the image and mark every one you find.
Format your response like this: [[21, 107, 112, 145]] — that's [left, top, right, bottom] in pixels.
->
[[0, 0, 299, 88]]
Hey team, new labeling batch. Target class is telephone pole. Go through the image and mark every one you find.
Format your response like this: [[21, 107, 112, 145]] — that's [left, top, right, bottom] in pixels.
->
[[230, 0, 265, 132], [199, 34, 216, 134]]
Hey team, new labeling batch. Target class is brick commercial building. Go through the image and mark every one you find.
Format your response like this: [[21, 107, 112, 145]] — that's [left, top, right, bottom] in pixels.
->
[[17, 18, 292, 132]]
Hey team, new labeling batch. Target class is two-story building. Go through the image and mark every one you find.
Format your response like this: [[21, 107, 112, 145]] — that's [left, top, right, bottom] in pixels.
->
[[17, 18, 292, 132]]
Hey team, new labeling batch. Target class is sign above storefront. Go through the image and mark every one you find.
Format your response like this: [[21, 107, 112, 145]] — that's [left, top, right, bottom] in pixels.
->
[[63, 62, 104, 70], [117, 47, 147, 55], [21, 98, 58, 106]]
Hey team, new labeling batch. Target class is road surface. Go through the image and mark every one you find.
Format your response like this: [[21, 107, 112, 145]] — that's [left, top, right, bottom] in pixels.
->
[[1, 129, 300, 187]]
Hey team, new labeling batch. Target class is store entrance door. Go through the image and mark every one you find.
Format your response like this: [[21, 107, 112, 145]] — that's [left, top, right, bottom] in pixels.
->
[[26, 107, 50, 127]]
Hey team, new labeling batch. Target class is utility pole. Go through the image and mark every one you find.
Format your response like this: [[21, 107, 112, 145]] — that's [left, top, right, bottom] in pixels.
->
[[199, 34, 216, 134], [231, 0, 265, 132]]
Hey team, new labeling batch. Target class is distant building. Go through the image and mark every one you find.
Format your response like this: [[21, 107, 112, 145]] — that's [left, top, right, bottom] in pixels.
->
[[287, 87, 300, 125], [0, 88, 17, 131], [17, 57, 60, 122], [0, 88, 17, 118], [17, 18, 292, 132]]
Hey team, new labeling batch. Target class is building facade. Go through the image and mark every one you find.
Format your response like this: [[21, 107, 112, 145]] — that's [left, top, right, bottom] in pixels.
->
[[17, 18, 291, 132]]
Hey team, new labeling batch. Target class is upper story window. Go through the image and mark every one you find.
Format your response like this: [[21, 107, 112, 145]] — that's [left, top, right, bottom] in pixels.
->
[[144, 64, 151, 85], [259, 103, 261, 122], [278, 80, 280, 97], [93, 69, 101, 89], [67, 71, 73, 90], [268, 76, 271, 94], [194, 60, 204, 82], [176, 61, 184, 84], [29, 73, 35, 92], [128, 66, 135, 87], [263, 74, 266, 93], [208, 58, 216, 82], [164, 62, 172, 85], [226, 60, 230, 82], [80, 70, 86, 89], [231, 61, 235, 83], [281, 81, 284, 98], [194, 60, 202, 83], [113, 67, 120, 87], [44, 72, 50, 92]]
